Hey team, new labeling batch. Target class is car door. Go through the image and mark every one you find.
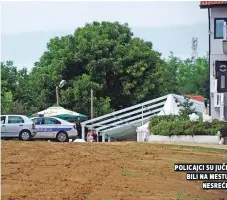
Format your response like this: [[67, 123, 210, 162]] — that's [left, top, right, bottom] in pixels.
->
[[42, 118, 61, 138], [1, 116, 7, 137], [5, 116, 25, 137], [32, 117, 43, 138]]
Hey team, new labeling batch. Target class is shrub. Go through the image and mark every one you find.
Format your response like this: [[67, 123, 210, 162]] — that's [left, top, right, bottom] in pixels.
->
[[151, 116, 225, 136], [149, 115, 188, 131], [178, 97, 196, 118], [216, 121, 227, 137], [152, 121, 172, 136]]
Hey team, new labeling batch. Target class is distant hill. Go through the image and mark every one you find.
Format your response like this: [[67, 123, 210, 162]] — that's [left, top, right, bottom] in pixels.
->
[[1, 23, 208, 70]]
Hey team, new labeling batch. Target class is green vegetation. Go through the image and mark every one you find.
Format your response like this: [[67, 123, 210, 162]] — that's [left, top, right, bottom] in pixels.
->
[[1, 21, 209, 117], [149, 97, 225, 136], [149, 115, 224, 136], [121, 168, 136, 175], [178, 97, 197, 118], [133, 143, 227, 154]]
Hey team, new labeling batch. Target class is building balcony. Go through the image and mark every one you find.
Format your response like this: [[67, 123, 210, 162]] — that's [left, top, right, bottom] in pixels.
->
[[223, 21, 227, 54]]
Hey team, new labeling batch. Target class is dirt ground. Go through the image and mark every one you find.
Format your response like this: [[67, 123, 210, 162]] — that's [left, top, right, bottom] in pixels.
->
[[1, 141, 227, 200]]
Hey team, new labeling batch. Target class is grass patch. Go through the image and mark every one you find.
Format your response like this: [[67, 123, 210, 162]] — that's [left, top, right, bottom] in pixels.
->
[[121, 168, 136, 176], [130, 189, 139, 194], [170, 145, 227, 154], [176, 191, 187, 198], [128, 155, 136, 159], [130, 142, 227, 154], [112, 153, 120, 157], [167, 163, 174, 168]]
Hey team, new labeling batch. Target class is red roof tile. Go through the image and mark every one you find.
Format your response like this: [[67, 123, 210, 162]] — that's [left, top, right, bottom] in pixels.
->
[[184, 95, 204, 103], [200, 1, 227, 8]]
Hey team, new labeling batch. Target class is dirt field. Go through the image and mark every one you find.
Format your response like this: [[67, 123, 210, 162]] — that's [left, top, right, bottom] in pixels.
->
[[2, 141, 227, 200]]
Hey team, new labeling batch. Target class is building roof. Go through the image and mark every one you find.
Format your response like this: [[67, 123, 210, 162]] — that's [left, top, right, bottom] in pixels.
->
[[184, 95, 204, 103], [200, 1, 227, 8]]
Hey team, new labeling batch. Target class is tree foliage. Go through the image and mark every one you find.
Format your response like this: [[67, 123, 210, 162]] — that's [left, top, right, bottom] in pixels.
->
[[165, 53, 209, 96], [1, 22, 209, 117]]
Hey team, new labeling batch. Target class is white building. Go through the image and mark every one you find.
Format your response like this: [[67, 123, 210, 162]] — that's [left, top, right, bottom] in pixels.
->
[[200, 1, 227, 121]]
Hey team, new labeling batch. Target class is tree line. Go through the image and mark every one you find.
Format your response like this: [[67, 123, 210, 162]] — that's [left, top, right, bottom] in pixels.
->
[[1, 21, 209, 117]]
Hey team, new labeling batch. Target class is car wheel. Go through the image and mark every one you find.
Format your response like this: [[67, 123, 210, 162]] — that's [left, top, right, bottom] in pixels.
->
[[56, 132, 69, 142], [19, 130, 31, 141]]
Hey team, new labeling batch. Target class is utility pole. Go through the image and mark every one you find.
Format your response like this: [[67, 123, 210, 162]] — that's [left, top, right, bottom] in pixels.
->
[[90, 89, 95, 141], [91, 89, 94, 119], [56, 86, 59, 105]]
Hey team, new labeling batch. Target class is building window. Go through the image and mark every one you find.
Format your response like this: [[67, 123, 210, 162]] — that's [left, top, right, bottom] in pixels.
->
[[214, 18, 227, 39], [216, 61, 227, 93], [221, 75, 225, 88]]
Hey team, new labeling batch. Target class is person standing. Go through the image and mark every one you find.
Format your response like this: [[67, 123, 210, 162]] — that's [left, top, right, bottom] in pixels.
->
[[86, 130, 94, 142]]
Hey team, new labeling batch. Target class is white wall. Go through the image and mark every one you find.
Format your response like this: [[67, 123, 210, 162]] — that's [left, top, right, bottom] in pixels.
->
[[210, 7, 227, 55], [210, 7, 227, 120]]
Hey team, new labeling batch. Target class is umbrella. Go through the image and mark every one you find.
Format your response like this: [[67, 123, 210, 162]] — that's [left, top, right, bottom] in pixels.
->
[[31, 104, 88, 122]]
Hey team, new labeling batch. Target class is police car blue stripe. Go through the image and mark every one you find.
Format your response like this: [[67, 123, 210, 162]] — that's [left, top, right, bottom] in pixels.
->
[[36, 128, 72, 132]]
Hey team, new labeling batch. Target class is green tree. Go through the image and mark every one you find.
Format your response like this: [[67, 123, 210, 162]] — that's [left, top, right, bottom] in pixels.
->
[[163, 52, 182, 94], [177, 57, 209, 96], [1, 23, 209, 117], [1, 61, 17, 114], [179, 97, 196, 118], [24, 21, 167, 116], [164, 53, 209, 97]]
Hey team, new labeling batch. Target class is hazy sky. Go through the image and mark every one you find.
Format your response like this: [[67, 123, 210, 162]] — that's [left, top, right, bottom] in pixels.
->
[[1, 1, 208, 69], [2, 1, 207, 34]]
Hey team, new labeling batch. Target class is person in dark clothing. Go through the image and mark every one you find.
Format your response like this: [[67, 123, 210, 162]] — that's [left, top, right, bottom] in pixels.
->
[[76, 122, 82, 138], [92, 131, 97, 142]]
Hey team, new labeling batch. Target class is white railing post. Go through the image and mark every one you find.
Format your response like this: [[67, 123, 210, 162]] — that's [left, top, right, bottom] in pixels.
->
[[224, 21, 227, 40], [220, 93, 225, 121], [82, 125, 85, 140], [102, 133, 105, 142], [142, 105, 144, 125], [96, 131, 99, 142]]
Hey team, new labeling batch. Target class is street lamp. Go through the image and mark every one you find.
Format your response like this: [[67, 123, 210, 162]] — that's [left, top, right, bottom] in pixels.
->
[[56, 80, 66, 105]]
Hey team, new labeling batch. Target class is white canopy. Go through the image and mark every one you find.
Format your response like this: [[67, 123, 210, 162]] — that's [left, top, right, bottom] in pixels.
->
[[157, 94, 180, 116], [36, 105, 83, 117], [136, 94, 180, 141], [32, 104, 87, 121], [136, 122, 150, 133]]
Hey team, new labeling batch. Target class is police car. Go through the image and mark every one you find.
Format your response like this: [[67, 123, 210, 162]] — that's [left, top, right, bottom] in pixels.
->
[[30, 116, 78, 142]]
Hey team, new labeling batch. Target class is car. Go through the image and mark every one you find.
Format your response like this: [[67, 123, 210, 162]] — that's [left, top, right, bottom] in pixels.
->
[[30, 117, 78, 142], [1, 115, 37, 141]]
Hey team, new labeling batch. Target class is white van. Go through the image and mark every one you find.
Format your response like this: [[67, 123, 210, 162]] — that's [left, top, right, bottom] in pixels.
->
[[1, 115, 37, 141]]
